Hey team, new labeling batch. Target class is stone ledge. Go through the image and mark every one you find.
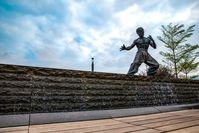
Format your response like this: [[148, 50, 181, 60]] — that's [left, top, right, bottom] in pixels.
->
[[0, 103, 198, 128]]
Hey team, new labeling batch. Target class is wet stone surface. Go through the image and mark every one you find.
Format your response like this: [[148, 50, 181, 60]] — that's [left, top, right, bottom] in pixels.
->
[[0, 64, 199, 115]]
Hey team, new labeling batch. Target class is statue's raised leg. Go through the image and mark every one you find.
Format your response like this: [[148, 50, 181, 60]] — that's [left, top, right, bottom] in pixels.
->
[[145, 54, 159, 76]]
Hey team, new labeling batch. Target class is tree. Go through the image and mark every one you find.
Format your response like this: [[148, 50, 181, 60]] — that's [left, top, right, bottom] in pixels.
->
[[179, 57, 199, 79], [157, 23, 196, 78], [178, 44, 199, 78]]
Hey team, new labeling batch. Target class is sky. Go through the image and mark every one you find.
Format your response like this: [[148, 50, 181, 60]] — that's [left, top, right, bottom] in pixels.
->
[[0, 0, 199, 75]]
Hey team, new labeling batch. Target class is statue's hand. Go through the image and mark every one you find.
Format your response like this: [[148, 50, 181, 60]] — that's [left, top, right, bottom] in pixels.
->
[[120, 44, 126, 51], [148, 35, 153, 40]]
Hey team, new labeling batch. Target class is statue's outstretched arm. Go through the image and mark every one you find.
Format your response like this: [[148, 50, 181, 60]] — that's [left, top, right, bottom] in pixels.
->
[[120, 41, 136, 51], [148, 35, 156, 49]]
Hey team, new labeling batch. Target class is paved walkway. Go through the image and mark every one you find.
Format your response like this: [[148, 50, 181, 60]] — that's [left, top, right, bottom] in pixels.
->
[[0, 109, 199, 133]]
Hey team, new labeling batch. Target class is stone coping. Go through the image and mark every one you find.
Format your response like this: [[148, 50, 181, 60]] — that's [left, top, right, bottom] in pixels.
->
[[0, 63, 199, 84]]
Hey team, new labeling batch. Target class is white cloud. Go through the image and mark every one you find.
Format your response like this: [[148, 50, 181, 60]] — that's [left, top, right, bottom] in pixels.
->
[[0, 0, 199, 75]]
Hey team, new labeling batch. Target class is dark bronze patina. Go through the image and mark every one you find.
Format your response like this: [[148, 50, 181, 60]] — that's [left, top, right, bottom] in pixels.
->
[[120, 27, 159, 76]]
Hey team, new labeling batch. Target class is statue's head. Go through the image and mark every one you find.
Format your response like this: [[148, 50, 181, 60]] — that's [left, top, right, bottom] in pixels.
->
[[136, 27, 144, 38]]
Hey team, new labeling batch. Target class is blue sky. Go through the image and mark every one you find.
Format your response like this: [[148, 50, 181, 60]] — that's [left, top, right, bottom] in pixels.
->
[[0, 0, 199, 75]]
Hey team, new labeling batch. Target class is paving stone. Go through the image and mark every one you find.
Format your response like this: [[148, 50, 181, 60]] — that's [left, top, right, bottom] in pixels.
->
[[156, 119, 199, 131], [167, 126, 199, 133]]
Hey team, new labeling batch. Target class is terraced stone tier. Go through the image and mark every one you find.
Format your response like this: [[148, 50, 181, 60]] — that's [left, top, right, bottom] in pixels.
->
[[0, 64, 199, 115]]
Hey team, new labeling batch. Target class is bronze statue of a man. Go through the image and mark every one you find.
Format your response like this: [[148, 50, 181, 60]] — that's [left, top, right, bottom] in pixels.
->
[[120, 27, 159, 76]]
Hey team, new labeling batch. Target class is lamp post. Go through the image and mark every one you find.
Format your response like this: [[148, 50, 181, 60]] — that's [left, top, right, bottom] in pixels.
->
[[91, 57, 94, 72]]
